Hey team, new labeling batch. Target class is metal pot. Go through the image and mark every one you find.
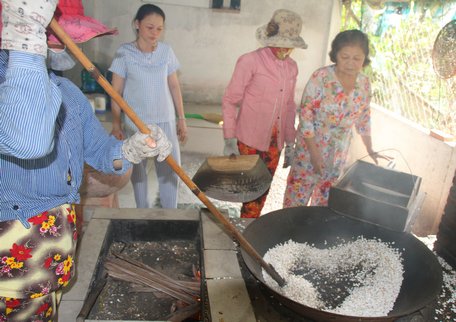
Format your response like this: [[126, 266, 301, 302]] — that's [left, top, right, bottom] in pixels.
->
[[241, 207, 442, 321]]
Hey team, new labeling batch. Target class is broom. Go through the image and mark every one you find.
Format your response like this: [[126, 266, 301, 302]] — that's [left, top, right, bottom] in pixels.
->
[[185, 113, 223, 125]]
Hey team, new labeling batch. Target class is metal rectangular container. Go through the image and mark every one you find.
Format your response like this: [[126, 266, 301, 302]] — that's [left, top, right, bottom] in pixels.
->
[[328, 160, 422, 232]]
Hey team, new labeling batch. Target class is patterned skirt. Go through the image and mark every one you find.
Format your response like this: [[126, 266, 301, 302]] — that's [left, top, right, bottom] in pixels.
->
[[0, 204, 78, 321], [238, 126, 281, 218]]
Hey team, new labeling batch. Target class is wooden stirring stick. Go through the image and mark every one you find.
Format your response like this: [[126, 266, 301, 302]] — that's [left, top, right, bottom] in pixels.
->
[[49, 18, 286, 287]]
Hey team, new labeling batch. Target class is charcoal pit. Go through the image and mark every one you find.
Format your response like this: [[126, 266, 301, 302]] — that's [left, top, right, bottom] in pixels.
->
[[80, 218, 203, 321]]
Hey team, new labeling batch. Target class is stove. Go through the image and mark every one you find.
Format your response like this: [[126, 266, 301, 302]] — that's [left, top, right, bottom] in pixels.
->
[[73, 207, 447, 322]]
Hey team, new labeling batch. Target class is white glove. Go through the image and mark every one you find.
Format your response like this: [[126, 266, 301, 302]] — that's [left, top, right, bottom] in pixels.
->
[[283, 144, 294, 168], [1, 0, 58, 56], [223, 138, 240, 156], [122, 125, 172, 164]]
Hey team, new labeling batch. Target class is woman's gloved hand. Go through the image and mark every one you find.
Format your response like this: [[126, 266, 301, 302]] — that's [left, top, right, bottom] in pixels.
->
[[1, 0, 59, 56], [223, 138, 240, 156], [122, 124, 172, 163], [283, 144, 294, 168]]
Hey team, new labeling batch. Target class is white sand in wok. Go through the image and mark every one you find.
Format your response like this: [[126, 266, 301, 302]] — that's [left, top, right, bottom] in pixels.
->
[[263, 237, 404, 317]]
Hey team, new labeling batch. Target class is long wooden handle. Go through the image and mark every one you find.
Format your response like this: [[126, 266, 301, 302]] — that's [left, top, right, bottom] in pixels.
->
[[49, 18, 285, 286]]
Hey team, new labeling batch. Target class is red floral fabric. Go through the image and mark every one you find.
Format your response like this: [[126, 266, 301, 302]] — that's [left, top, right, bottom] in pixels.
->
[[238, 126, 281, 218], [0, 204, 77, 321]]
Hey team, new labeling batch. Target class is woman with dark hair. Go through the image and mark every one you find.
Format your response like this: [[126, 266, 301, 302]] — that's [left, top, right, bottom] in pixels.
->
[[283, 29, 384, 207], [110, 4, 186, 209]]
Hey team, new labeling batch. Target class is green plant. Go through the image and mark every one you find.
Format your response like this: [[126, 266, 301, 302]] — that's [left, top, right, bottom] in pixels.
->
[[341, 0, 456, 135]]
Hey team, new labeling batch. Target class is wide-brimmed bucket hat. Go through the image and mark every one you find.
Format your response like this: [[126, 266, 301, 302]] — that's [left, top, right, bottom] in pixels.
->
[[47, 0, 118, 45], [256, 9, 308, 49]]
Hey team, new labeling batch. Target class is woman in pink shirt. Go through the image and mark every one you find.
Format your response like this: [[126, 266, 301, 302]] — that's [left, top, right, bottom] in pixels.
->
[[222, 9, 307, 218]]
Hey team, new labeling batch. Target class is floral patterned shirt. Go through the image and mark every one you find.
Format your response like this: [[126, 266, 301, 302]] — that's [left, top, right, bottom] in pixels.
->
[[299, 64, 371, 144], [296, 64, 371, 168]]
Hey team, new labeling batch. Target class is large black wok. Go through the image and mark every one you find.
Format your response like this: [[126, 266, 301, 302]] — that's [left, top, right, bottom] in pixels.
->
[[241, 207, 442, 322]]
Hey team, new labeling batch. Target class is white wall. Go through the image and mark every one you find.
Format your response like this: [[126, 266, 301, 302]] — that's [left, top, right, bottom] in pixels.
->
[[75, 0, 341, 104]]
